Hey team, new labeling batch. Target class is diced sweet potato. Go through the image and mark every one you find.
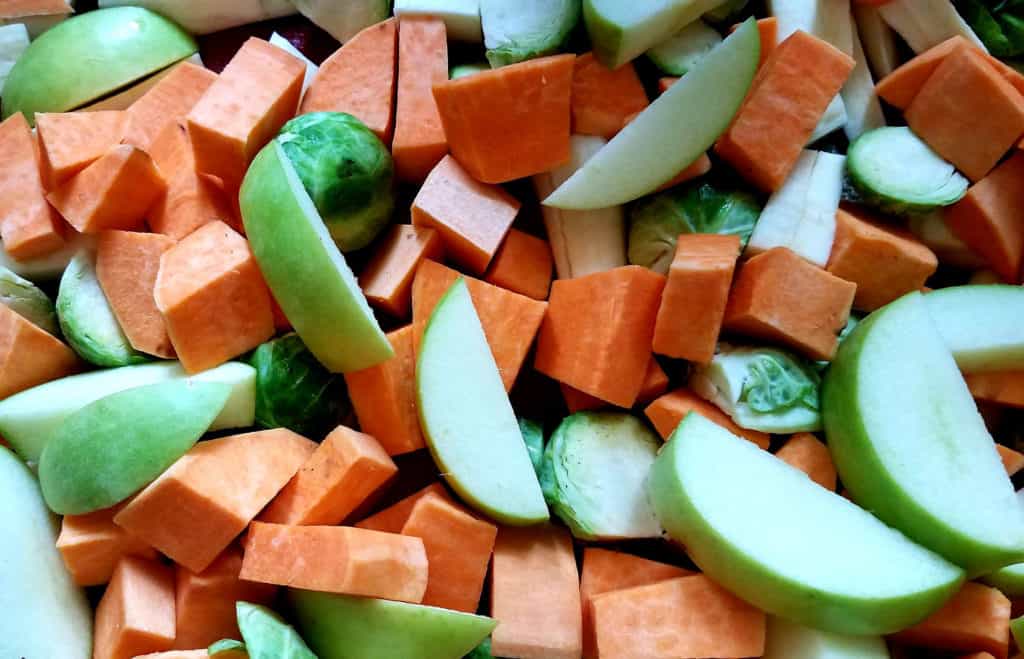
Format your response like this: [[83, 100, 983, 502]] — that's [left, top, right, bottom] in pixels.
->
[[35, 110, 127, 188], [355, 483, 452, 533], [561, 383, 607, 413], [997, 443, 1024, 476], [0, 303, 79, 399], [776, 432, 837, 490], [359, 224, 444, 318], [571, 53, 648, 139], [123, 61, 218, 151], [637, 357, 670, 406], [645, 388, 770, 449], [969, 372, 1024, 409], [485, 229, 554, 301], [890, 582, 1011, 659], [392, 16, 448, 181], [0, 113, 65, 259], [56, 503, 156, 587], [93, 556, 176, 659]]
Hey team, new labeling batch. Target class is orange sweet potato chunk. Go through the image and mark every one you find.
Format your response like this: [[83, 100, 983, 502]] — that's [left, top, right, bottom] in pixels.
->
[[0, 113, 65, 259], [123, 61, 218, 151], [259, 425, 398, 526], [645, 388, 770, 449], [154, 220, 275, 373], [392, 16, 448, 182], [890, 582, 1011, 659], [114, 429, 316, 573], [0, 303, 79, 399], [561, 356, 667, 412], [997, 443, 1024, 476], [485, 229, 554, 301], [969, 372, 1024, 409], [411, 155, 520, 274], [534, 266, 665, 408], [724, 247, 856, 361], [359, 224, 444, 318], [561, 383, 607, 413], [776, 432, 837, 490], [571, 53, 648, 139], [355, 482, 452, 533], [56, 503, 156, 587], [876, 36, 971, 109], [491, 525, 582, 659], [93, 556, 176, 659], [240, 522, 428, 602], [35, 110, 127, 189]]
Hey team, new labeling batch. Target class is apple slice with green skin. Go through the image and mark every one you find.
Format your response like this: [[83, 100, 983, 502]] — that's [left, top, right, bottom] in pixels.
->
[[985, 490, 1024, 596], [417, 278, 548, 525], [2, 7, 197, 123], [240, 140, 393, 374], [544, 16, 759, 210], [648, 412, 964, 635], [763, 616, 891, 659], [0, 446, 92, 658], [824, 292, 1024, 577], [923, 285, 1024, 372], [290, 589, 496, 659], [39, 380, 231, 515], [0, 360, 256, 464]]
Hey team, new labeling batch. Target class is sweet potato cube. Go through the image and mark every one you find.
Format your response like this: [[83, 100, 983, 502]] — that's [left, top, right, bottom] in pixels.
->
[[534, 265, 665, 407], [154, 220, 275, 373], [172, 546, 276, 650], [826, 208, 938, 310], [997, 443, 1024, 476], [359, 224, 443, 318], [392, 16, 448, 182], [411, 155, 520, 274], [968, 372, 1024, 409], [561, 383, 606, 413], [0, 113, 65, 259], [571, 53, 648, 139], [945, 153, 1024, 283], [114, 429, 316, 573], [645, 388, 770, 449], [47, 144, 166, 234], [906, 47, 1024, 181], [0, 303, 79, 399], [485, 229, 554, 301], [653, 234, 740, 363], [491, 525, 582, 659], [240, 523, 428, 602], [724, 247, 856, 360], [776, 432, 837, 490], [355, 482, 452, 533], [93, 556, 176, 659], [97, 230, 177, 358], [260, 425, 398, 526], [344, 325, 426, 456], [890, 582, 1011, 659], [35, 110, 127, 188], [123, 61, 218, 151], [400, 492, 497, 613], [56, 504, 156, 587], [186, 37, 304, 190], [561, 356, 668, 412]]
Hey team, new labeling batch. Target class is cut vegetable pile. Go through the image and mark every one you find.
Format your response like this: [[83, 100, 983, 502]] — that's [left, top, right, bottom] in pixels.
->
[[3, 1, 1024, 658]]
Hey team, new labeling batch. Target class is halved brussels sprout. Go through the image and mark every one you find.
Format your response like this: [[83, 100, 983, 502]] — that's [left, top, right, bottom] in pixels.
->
[[0, 265, 58, 335]]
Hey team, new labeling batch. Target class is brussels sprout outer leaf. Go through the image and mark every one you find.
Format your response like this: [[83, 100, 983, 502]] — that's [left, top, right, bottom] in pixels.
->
[[518, 416, 545, 475], [236, 601, 316, 659], [0, 265, 58, 335], [208, 638, 248, 657]]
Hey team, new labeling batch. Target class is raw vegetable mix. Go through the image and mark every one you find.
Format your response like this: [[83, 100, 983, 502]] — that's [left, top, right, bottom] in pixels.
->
[[2, 1, 1024, 659]]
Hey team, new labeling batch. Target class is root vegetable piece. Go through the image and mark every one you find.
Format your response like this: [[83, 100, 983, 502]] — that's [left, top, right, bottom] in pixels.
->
[[652, 233, 740, 363], [96, 230, 176, 358], [491, 524, 582, 659], [561, 384, 606, 413], [56, 503, 156, 587], [186, 37, 304, 191], [93, 556, 176, 659], [400, 492, 497, 612], [906, 47, 1024, 182], [969, 372, 1024, 409], [259, 425, 398, 526], [359, 225, 443, 318], [113, 428, 316, 573], [571, 53, 648, 139], [172, 546, 276, 650], [644, 388, 771, 449], [560, 356, 667, 411], [392, 16, 448, 182], [240, 522, 428, 602], [998, 444, 1024, 475], [154, 220, 274, 373], [724, 247, 856, 361], [356, 483, 452, 533], [0, 113, 65, 259], [412, 259, 547, 391], [715, 30, 855, 191], [300, 18, 397, 143], [534, 265, 665, 407], [122, 61, 217, 151], [890, 582, 1011, 659], [0, 302, 79, 398], [776, 432, 837, 490], [35, 110, 127, 188], [344, 325, 426, 456], [484, 229, 553, 301], [411, 155, 520, 274], [47, 144, 166, 234], [432, 54, 574, 184], [826, 207, 938, 311], [592, 575, 767, 659]]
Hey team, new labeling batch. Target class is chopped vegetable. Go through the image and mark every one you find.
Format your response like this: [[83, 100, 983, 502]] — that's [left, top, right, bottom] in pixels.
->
[[121, 61, 216, 152], [484, 228, 553, 301], [645, 387, 771, 448], [56, 503, 157, 587], [958, 0, 1024, 57], [0, 24, 29, 90], [0, 264, 57, 335], [853, 3, 898, 77], [762, 616, 890, 659], [236, 601, 317, 659], [97, 0, 295, 35], [519, 416, 546, 474], [889, 582, 1011, 658], [209, 639, 249, 659], [775, 433, 837, 490], [0, 112, 65, 260], [392, 16, 449, 182], [395, 0, 483, 42], [876, 0, 986, 53], [269, 33, 319, 97], [646, 20, 723, 75], [450, 62, 489, 78], [35, 110, 127, 189], [355, 482, 452, 533], [92, 556, 175, 659], [908, 210, 987, 269], [481, 0, 580, 67], [292, 0, 390, 43], [570, 52, 649, 139]]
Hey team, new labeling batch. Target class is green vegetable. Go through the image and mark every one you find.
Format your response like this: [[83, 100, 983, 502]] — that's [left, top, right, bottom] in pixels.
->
[[251, 333, 350, 438], [464, 637, 495, 658], [0, 265, 58, 335], [277, 112, 394, 252], [481, 0, 581, 67], [539, 411, 661, 540], [646, 20, 723, 75], [628, 180, 759, 274], [957, 0, 1024, 57], [690, 344, 822, 433], [237, 601, 317, 659], [209, 638, 249, 657], [1013, 613, 1024, 653], [846, 127, 968, 215], [450, 62, 489, 79], [518, 417, 545, 476], [816, 314, 861, 371], [57, 249, 149, 367]]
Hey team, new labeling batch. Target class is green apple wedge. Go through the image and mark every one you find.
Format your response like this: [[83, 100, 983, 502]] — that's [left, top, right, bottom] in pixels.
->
[[0, 446, 92, 659], [290, 589, 495, 659], [762, 616, 891, 659], [648, 413, 964, 635], [924, 285, 1024, 372], [416, 278, 549, 525], [0, 360, 256, 464], [824, 292, 1024, 577], [985, 490, 1024, 596], [544, 16, 759, 210], [240, 140, 393, 374], [39, 380, 231, 514], [584, 0, 731, 69], [2, 7, 196, 123]]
